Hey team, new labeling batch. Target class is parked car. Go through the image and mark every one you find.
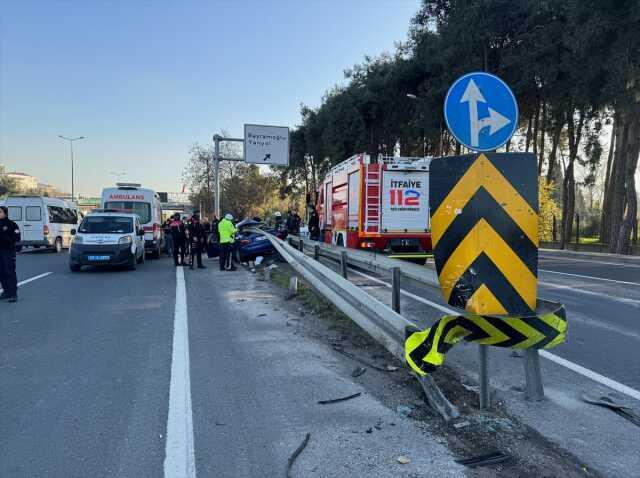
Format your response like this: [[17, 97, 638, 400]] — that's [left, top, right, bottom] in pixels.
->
[[5, 195, 80, 253], [68, 211, 145, 271]]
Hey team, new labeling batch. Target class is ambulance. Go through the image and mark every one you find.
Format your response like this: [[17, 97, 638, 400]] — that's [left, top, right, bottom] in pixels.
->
[[317, 154, 432, 262], [100, 183, 163, 258]]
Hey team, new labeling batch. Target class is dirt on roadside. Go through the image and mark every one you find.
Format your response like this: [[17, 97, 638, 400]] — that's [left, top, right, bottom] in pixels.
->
[[261, 261, 599, 478]]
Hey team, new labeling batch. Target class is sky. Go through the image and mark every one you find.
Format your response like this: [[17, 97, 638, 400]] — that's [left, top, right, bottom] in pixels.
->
[[0, 0, 420, 197]]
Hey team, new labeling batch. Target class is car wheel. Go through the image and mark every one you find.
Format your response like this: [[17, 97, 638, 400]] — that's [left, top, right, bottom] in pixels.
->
[[69, 264, 81, 272], [54, 237, 63, 253], [137, 249, 145, 264], [152, 246, 161, 259], [127, 254, 137, 271]]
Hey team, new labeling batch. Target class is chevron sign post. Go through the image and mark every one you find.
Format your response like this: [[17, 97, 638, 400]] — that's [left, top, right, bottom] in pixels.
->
[[405, 152, 567, 376]]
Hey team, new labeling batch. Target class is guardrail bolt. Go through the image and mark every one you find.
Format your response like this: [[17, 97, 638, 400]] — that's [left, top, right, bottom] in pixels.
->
[[391, 267, 401, 314]]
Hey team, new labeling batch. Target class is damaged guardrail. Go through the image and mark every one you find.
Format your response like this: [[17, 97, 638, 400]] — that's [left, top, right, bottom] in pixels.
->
[[260, 230, 460, 420], [276, 234, 562, 412]]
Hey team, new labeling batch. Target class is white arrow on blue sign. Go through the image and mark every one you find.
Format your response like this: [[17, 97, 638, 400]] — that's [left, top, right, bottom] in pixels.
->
[[444, 72, 518, 152]]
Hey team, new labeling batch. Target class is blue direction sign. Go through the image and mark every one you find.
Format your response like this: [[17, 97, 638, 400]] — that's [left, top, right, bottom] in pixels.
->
[[444, 72, 518, 152]]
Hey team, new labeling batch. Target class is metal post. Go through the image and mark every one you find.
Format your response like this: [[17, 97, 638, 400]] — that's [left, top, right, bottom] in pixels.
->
[[340, 251, 348, 279], [523, 349, 544, 400], [575, 213, 580, 245], [391, 267, 401, 314], [299, 239, 304, 252], [214, 136, 220, 219], [314, 245, 320, 261], [70, 140, 75, 202], [479, 345, 490, 410]]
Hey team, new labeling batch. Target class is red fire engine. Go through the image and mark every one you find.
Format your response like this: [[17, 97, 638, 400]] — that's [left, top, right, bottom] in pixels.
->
[[317, 154, 432, 261]]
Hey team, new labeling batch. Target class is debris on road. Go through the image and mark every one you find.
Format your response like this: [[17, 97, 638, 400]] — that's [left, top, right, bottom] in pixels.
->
[[453, 421, 470, 429], [331, 345, 392, 372], [396, 405, 413, 417], [396, 455, 410, 464], [286, 432, 311, 478], [318, 392, 362, 405], [385, 365, 399, 371], [455, 451, 509, 467], [581, 394, 640, 427], [351, 367, 367, 378], [257, 313, 267, 318]]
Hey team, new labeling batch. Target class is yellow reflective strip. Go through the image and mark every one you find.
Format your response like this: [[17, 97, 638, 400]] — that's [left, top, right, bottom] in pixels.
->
[[466, 283, 508, 315], [537, 312, 567, 334], [544, 332, 566, 349], [430, 154, 538, 247], [469, 315, 511, 346], [444, 324, 472, 345], [504, 317, 546, 349]]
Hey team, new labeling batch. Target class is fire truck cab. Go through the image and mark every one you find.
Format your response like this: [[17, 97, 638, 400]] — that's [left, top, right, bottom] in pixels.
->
[[318, 154, 432, 260]]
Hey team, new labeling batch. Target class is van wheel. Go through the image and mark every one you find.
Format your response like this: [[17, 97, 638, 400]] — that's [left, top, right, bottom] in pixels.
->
[[127, 255, 137, 271], [69, 264, 81, 272], [152, 247, 161, 259], [137, 249, 145, 264], [336, 234, 344, 247], [53, 237, 63, 253]]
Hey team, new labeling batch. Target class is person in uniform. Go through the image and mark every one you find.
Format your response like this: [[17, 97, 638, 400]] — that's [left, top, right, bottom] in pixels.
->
[[0, 206, 20, 302], [170, 213, 187, 266], [187, 211, 207, 269], [218, 213, 237, 271]]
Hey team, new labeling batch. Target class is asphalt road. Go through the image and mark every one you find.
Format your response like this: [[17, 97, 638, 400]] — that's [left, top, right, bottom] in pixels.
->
[[1, 250, 462, 477]]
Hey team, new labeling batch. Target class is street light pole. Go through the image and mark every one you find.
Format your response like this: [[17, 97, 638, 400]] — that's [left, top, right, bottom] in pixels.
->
[[58, 135, 85, 201]]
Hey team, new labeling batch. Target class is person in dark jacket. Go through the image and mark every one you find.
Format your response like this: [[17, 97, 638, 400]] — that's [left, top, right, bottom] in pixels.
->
[[308, 209, 320, 241], [0, 206, 20, 302], [163, 219, 173, 256], [187, 211, 207, 269], [170, 213, 187, 266]]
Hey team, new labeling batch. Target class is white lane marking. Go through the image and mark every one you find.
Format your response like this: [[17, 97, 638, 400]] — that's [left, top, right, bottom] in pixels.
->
[[539, 281, 640, 306], [540, 269, 640, 286], [539, 351, 640, 401], [349, 268, 640, 403], [163, 266, 196, 478], [1, 272, 53, 292], [540, 255, 640, 268]]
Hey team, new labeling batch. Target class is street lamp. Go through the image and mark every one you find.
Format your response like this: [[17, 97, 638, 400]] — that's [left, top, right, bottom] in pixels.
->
[[58, 135, 85, 201]]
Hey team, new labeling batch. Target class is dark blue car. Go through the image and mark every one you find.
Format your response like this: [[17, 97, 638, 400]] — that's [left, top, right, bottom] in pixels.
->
[[234, 218, 286, 262]]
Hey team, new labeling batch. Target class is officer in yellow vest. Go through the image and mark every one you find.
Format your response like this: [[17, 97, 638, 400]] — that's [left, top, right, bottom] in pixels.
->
[[218, 213, 237, 271]]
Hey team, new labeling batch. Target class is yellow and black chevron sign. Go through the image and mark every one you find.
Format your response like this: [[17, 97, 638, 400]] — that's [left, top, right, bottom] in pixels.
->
[[430, 152, 538, 316], [405, 303, 567, 375]]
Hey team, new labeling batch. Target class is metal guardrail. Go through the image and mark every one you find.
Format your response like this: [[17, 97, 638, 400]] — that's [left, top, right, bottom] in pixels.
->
[[260, 231, 460, 420]]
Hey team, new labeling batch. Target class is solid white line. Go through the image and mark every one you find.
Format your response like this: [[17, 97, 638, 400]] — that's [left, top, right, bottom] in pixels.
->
[[539, 269, 640, 286], [539, 281, 640, 306], [1, 272, 53, 292], [540, 255, 640, 268], [349, 268, 640, 403], [163, 266, 196, 478]]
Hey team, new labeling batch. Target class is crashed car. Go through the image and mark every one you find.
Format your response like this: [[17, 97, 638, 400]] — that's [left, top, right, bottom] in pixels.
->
[[234, 218, 286, 262]]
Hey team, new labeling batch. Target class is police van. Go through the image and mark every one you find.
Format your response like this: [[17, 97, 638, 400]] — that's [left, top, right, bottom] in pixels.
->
[[69, 210, 145, 271], [101, 183, 163, 258], [5, 196, 80, 252]]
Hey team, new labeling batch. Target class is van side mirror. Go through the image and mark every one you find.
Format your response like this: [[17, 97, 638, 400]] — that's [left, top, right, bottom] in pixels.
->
[[70, 229, 76, 235]]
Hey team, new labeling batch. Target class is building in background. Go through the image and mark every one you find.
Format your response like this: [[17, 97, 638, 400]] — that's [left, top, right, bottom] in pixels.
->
[[6, 171, 38, 192]]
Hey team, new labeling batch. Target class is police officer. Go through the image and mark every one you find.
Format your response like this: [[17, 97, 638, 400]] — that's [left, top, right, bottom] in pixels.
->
[[187, 211, 207, 269], [0, 206, 20, 302], [218, 213, 237, 271], [170, 213, 187, 266]]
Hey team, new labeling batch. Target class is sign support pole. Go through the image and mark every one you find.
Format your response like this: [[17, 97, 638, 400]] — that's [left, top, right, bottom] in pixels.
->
[[479, 345, 490, 409], [212, 134, 244, 220]]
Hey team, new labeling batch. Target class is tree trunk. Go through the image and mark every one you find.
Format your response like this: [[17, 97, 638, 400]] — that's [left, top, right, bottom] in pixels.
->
[[525, 111, 533, 152], [608, 111, 630, 250], [599, 113, 617, 242], [532, 99, 540, 156], [613, 103, 640, 253], [560, 108, 585, 249], [545, 112, 564, 184], [538, 100, 547, 175]]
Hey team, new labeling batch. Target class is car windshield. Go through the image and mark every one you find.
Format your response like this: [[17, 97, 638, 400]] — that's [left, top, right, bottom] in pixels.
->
[[104, 201, 151, 224], [79, 216, 133, 234]]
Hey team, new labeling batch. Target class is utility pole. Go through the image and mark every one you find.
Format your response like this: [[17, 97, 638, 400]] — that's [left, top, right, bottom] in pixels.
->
[[212, 133, 244, 219], [58, 135, 85, 202]]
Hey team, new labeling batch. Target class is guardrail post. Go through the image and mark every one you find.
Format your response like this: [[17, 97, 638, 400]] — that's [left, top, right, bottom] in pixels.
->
[[288, 237, 293, 247], [299, 239, 304, 252], [479, 345, 490, 410], [314, 245, 320, 261], [340, 251, 348, 279], [391, 267, 401, 314], [524, 349, 544, 400]]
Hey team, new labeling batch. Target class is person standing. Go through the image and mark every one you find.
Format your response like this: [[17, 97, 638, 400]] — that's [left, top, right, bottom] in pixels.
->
[[187, 211, 207, 269], [218, 213, 237, 271], [308, 208, 320, 241], [163, 219, 173, 256], [0, 206, 20, 302], [170, 213, 187, 266]]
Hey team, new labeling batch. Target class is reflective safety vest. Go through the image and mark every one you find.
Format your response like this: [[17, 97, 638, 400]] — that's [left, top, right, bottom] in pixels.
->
[[218, 218, 236, 244]]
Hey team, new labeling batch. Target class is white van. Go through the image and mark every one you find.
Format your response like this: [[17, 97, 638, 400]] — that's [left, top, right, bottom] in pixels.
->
[[101, 183, 163, 258], [69, 211, 145, 271], [5, 196, 80, 252]]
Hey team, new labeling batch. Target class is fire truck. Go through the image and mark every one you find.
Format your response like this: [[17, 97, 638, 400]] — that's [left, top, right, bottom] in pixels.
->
[[317, 154, 432, 261]]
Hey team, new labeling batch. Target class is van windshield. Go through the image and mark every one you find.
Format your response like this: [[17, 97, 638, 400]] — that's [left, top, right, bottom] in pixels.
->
[[79, 216, 133, 234], [104, 201, 151, 224]]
